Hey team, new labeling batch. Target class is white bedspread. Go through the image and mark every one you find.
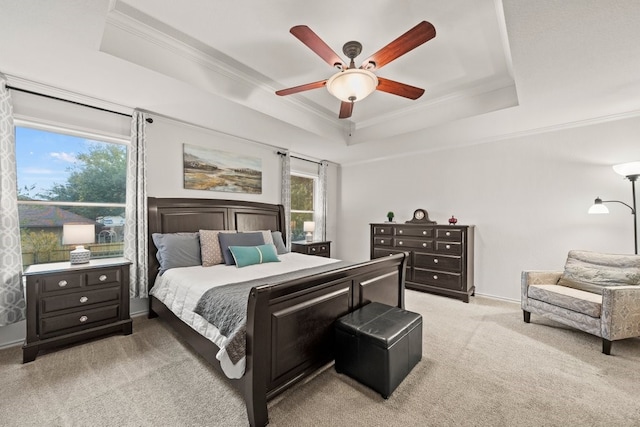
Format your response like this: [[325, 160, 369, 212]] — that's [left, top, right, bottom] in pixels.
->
[[150, 252, 339, 379]]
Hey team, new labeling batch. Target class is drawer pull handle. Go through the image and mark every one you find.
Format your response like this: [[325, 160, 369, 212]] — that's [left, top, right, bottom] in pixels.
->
[[79, 296, 88, 303], [381, 239, 385, 244], [99, 274, 107, 282], [399, 230, 403, 234], [58, 280, 67, 287], [446, 231, 451, 236], [311, 248, 316, 252], [422, 243, 427, 247], [380, 229, 384, 233], [433, 275, 439, 280], [398, 241, 403, 245], [434, 259, 439, 263], [79, 315, 88, 323], [446, 245, 451, 249], [422, 231, 427, 235]]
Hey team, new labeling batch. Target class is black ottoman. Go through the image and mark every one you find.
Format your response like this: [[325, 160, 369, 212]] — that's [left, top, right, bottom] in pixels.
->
[[334, 302, 422, 398]]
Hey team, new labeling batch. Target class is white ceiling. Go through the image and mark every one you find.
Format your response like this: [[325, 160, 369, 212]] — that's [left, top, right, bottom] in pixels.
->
[[1, 0, 640, 164]]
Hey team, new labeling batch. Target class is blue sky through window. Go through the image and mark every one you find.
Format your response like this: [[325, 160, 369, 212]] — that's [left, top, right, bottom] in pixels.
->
[[16, 126, 98, 199]]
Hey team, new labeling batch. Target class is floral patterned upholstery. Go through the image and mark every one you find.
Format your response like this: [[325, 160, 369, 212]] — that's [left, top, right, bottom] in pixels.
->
[[521, 250, 640, 354]]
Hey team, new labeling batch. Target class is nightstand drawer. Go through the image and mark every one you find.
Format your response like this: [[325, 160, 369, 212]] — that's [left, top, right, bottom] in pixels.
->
[[308, 244, 329, 256], [40, 305, 120, 337], [41, 287, 120, 314], [41, 273, 82, 293], [86, 268, 121, 286]]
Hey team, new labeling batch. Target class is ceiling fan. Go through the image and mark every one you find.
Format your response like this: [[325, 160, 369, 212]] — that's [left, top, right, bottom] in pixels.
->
[[275, 21, 436, 119]]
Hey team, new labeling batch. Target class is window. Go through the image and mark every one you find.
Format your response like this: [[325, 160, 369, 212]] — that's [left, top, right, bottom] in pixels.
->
[[290, 173, 317, 242], [16, 125, 128, 268]]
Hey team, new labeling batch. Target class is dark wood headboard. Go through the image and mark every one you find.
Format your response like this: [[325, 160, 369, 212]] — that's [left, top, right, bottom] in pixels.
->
[[147, 197, 286, 286]]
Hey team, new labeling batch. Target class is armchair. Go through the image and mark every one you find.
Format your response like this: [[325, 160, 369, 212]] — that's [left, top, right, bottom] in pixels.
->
[[521, 250, 640, 354]]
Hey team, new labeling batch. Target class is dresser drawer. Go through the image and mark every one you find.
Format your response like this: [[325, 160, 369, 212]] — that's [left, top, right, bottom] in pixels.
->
[[414, 253, 461, 272], [40, 305, 120, 337], [308, 244, 330, 256], [395, 238, 433, 250], [373, 236, 393, 246], [373, 226, 393, 235], [395, 227, 433, 238], [41, 287, 120, 314], [436, 228, 462, 241], [435, 241, 462, 255], [41, 273, 82, 293], [86, 268, 121, 286], [413, 269, 462, 290]]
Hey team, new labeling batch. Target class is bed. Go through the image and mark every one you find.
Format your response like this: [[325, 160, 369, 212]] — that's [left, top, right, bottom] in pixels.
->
[[147, 197, 408, 426]]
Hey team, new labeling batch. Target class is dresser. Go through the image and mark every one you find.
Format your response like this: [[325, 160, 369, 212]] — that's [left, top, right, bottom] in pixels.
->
[[291, 241, 331, 257], [370, 223, 475, 302], [22, 257, 132, 362]]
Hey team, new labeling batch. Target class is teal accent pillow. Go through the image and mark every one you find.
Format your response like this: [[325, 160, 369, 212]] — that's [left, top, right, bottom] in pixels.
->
[[229, 244, 280, 268]]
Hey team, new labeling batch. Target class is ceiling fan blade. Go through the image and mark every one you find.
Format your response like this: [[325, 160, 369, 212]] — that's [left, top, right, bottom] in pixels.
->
[[361, 21, 436, 70], [376, 77, 425, 100], [290, 25, 346, 69], [339, 101, 353, 119], [276, 80, 327, 96]]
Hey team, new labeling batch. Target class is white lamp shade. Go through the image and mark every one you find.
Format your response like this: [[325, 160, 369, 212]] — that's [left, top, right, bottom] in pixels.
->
[[63, 223, 95, 245], [588, 203, 609, 214], [326, 69, 378, 102], [303, 221, 315, 232], [612, 161, 640, 177]]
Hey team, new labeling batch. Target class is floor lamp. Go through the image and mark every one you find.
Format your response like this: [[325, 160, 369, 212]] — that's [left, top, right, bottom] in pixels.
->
[[588, 161, 639, 254]]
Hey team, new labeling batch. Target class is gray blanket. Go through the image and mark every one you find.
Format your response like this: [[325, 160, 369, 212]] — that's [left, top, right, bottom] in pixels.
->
[[194, 261, 353, 364]]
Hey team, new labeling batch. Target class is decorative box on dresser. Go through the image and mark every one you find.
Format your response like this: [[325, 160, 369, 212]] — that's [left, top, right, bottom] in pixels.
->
[[22, 257, 133, 363], [371, 223, 475, 302], [291, 241, 331, 258]]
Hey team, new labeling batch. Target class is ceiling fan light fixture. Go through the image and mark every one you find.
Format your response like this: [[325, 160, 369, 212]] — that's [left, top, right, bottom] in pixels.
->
[[326, 68, 378, 103]]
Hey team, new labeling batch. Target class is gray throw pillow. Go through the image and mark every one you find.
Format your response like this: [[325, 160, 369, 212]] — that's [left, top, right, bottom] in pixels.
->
[[271, 231, 288, 254], [152, 232, 201, 275], [218, 232, 265, 265]]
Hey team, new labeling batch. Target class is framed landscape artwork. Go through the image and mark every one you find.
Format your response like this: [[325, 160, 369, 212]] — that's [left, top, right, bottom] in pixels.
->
[[183, 143, 262, 194]]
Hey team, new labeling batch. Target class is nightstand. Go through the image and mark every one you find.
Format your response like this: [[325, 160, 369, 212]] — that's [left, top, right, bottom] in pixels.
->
[[291, 241, 331, 258], [22, 257, 133, 363]]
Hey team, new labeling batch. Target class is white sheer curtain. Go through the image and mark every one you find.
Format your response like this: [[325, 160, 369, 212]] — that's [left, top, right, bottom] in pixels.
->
[[0, 74, 26, 326], [315, 161, 329, 241], [280, 151, 291, 250], [123, 110, 149, 297]]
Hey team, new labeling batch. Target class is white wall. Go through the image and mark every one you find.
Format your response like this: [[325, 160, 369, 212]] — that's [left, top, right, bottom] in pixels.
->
[[336, 116, 640, 301]]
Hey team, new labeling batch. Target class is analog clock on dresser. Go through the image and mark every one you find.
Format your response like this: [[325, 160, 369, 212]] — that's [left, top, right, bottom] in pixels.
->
[[22, 257, 133, 362]]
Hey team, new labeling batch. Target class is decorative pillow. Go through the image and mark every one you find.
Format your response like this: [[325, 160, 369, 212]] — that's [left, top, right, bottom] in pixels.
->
[[271, 231, 288, 254], [229, 244, 280, 268], [255, 230, 274, 245], [152, 232, 201, 275], [218, 232, 265, 265], [557, 250, 640, 294], [200, 230, 237, 266]]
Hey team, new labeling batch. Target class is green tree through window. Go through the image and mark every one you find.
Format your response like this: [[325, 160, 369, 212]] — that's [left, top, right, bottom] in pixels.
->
[[290, 174, 316, 241]]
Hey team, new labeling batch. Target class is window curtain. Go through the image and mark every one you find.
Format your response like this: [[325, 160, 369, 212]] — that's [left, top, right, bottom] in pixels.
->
[[123, 110, 149, 298], [0, 74, 26, 326], [315, 161, 329, 241], [280, 151, 291, 250]]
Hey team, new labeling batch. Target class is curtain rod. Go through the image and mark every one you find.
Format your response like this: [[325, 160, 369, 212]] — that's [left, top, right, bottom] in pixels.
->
[[6, 85, 152, 123], [277, 151, 323, 165]]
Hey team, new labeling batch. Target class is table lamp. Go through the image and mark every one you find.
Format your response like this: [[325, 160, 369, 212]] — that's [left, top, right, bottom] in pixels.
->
[[303, 221, 315, 243], [63, 223, 95, 264]]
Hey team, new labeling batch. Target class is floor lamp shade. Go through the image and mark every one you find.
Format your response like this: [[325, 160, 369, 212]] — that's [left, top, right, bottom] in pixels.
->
[[63, 223, 95, 264]]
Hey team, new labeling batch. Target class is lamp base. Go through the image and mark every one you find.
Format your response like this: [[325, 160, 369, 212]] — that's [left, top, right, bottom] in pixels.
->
[[305, 232, 313, 243], [70, 246, 91, 264]]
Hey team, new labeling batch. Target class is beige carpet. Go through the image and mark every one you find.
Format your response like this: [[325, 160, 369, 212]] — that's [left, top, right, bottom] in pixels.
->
[[1, 290, 639, 427]]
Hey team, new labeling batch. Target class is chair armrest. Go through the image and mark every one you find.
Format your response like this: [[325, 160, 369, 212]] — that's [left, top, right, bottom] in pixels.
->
[[521, 271, 562, 309], [601, 286, 640, 340]]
